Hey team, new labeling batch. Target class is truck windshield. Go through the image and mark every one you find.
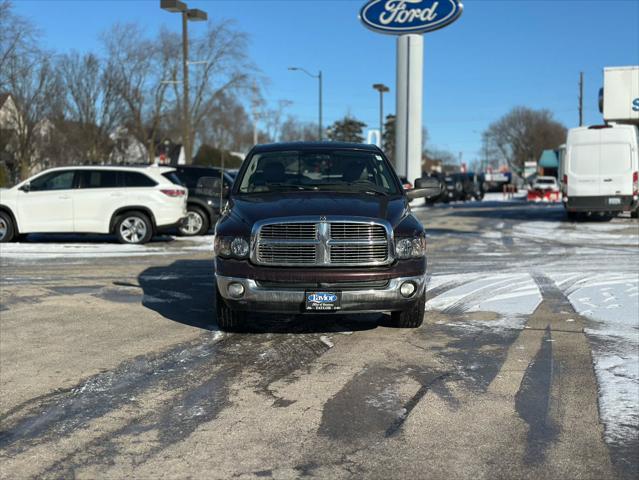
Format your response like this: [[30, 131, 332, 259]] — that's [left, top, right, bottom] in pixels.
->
[[237, 150, 401, 195]]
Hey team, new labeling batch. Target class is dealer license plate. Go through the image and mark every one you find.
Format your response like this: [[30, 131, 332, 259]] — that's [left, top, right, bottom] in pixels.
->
[[608, 197, 621, 205], [305, 292, 341, 311]]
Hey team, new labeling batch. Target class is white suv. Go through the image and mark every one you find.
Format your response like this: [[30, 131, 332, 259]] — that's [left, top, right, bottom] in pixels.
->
[[0, 166, 187, 244]]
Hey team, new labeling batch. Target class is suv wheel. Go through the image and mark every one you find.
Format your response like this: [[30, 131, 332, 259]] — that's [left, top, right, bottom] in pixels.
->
[[215, 287, 246, 332], [391, 291, 426, 328], [115, 212, 152, 244], [179, 206, 209, 236], [0, 211, 15, 243]]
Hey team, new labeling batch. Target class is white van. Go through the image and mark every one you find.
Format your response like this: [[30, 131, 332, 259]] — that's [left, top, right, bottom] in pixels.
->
[[563, 124, 639, 218]]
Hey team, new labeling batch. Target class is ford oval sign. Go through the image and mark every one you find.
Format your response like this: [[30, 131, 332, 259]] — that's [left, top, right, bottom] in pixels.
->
[[360, 0, 463, 35]]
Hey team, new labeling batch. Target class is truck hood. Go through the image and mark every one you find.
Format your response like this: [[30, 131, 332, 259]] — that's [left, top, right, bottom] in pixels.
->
[[229, 192, 409, 228]]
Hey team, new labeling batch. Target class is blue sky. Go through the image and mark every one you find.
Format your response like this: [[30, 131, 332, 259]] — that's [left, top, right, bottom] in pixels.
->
[[13, 0, 639, 164]]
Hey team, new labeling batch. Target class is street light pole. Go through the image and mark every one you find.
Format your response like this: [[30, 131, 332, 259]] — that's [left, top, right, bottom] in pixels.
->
[[372, 83, 389, 149], [161, 0, 207, 165], [289, 67, 323, 141], [182, 10, 190, 164], [318, 70, 323, 141]]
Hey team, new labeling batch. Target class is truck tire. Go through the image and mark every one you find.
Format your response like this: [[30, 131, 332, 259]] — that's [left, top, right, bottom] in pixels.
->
[[391, 292, 426, 328], [179, 205, 209, 236], [0, 211, 15, 243], [216, 288, 246, 332]]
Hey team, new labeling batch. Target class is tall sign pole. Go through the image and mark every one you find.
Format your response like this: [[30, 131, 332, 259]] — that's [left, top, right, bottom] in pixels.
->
[[395, 34, 423, 182], [360, 0, 463, 183]]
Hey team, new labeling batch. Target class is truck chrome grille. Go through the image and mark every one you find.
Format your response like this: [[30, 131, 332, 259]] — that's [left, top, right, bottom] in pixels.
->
[[253, 219, 391, 267], [257, 244, 317, 264], [260, 223, 317, 240], [330, 244, 388, 264], [330, 223, 386, 241]]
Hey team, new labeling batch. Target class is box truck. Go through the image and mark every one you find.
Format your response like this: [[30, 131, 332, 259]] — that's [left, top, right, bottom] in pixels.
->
[[563, 124, 639, 219], [601, 66, 639, 124]]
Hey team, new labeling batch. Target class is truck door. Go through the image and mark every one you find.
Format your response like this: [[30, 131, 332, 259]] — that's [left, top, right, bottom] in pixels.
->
[[569, 142, 601, 197], [599, 142, 632, 197]]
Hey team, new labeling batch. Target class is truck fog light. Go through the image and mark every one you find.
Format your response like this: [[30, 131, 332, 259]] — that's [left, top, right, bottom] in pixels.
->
[[228, 282, 245, 298], [400, 282, 416, 298]]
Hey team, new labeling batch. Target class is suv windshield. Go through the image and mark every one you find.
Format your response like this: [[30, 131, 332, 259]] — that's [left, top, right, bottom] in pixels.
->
[[237, 150, 401, 195]]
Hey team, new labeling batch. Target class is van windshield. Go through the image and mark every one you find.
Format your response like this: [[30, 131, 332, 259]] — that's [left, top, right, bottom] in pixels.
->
[[237, 150, 401, 195]]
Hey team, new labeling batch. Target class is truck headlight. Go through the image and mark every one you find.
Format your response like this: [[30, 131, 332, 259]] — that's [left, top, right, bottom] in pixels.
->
[[395, 234, 426, 259], [214, 236, 250, 259], [230, 237, 249, 258]]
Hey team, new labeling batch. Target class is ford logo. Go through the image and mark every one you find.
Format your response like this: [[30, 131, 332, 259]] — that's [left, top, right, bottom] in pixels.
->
[[307, 293, 338, 303], [360, 0, 463, 35]]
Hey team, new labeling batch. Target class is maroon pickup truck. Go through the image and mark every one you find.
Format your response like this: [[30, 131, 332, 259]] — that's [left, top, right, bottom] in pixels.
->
[[213, 142, 440, 331]]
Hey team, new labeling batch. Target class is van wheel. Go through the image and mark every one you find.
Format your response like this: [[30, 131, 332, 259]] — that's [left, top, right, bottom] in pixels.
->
[[179, 205, 209, 236], [216, 287, 246, 332], [0, 211, 15, 243], [391, 292, 426, 328], [115, 212, 152, 244]]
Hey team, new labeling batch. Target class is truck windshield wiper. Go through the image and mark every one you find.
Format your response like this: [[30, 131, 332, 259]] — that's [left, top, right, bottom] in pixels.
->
[[264, 183, 318, 192], [319, 182, 389, 196]]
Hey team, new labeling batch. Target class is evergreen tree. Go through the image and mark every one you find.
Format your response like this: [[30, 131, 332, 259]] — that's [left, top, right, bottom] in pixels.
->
[[326, 115, 366, 143]]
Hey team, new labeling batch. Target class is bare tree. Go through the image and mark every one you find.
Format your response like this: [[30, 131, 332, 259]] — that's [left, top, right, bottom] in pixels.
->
[[482, 106, 567, 176], [2, 51, 57, 179], [280, 115, 319, 142], [0, 0, 39, 87], [102, 23, 173, 163], [53, 52, 123, 164]]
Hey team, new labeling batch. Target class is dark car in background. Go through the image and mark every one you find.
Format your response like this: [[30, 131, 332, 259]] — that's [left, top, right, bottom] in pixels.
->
[[172, 166, 236, 236]]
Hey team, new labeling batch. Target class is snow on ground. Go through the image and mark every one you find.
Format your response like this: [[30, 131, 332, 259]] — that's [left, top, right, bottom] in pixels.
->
[[0, 235, 215, 260], [555, 272, 639, 447], [513, 221, 638, 247], [426, 273, 542, 316]]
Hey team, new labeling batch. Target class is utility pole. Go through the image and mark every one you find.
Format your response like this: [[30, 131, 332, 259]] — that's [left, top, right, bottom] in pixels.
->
[[579, 71, 584, 127]]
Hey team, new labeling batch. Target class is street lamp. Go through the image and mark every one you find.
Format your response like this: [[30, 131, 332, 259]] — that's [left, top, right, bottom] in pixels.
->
[[372, 83, 390, 148], [288, 67, 323, 141], [160, 0, 207, 165]]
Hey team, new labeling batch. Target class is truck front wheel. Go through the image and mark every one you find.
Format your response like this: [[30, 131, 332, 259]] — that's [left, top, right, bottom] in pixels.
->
[[215, 288, 246, 332], [391, 292, 426, 328]]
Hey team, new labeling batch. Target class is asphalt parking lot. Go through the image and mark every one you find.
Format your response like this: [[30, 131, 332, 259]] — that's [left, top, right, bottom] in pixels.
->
[[1, 198, 637, 480]]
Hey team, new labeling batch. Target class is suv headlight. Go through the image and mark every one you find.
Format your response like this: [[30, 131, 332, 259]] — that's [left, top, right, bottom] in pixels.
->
[[395, 234, 426, 259], [214, 236, 250, 259]]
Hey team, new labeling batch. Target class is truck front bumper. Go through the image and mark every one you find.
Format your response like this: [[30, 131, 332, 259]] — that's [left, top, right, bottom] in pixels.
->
[[215, 274, 426, 314]]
